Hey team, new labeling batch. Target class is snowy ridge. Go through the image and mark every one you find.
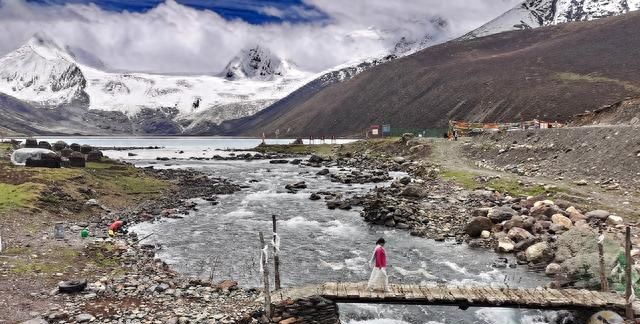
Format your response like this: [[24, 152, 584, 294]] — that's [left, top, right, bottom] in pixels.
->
[[462, 0, 640, 40], [0, 34, 314, 131], [0, 33, 87, 106], [221, 45, 291, 81]]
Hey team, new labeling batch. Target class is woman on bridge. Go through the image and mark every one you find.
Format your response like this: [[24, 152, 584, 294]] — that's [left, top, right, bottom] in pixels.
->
[[368, 238, 389, 292]]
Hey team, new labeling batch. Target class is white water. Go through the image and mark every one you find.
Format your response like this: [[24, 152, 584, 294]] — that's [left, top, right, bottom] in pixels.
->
[[32, 137, 566, 323]]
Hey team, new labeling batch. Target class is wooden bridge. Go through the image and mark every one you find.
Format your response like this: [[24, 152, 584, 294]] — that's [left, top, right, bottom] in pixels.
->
[[272, 282, 640, 314]]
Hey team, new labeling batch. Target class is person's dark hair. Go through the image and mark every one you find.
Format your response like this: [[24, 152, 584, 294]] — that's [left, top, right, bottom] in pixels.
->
[[376, 238, 385, 245]]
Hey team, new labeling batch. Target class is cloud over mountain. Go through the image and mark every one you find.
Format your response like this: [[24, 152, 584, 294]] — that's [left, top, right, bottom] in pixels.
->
[[0, 0, 521, 73]]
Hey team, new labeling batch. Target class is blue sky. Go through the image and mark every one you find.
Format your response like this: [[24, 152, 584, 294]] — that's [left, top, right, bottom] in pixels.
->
[[26, 0, 327, 24]]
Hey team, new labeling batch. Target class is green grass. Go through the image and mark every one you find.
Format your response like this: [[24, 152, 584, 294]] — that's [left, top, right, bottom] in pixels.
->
[[440, 169, 560, 197], [10, 248, 79, 274], [0, 183, 43, 211], [556, 72, 640, 93], [440, 170, 478, 189], [2, 246, 32, 256], [0, 142, 11, 151]]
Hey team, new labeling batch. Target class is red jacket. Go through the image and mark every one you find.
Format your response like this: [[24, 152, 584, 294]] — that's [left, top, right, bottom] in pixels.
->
[[374, 245, 387, 268], [109, 220, 124, 231]]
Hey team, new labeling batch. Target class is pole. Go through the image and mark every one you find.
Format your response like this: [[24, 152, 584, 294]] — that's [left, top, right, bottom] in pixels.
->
[[272, 215, 281, 290], [625, 226, 634, 320], [598, 231, 609, 292], [259, 232, 272, 319]]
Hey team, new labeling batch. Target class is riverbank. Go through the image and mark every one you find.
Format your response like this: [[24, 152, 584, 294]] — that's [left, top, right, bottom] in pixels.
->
[[254, 136, 639, 294], [0, 143, 259, 323]]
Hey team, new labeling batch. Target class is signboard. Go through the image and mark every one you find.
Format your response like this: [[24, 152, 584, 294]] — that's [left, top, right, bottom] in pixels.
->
[[371, 128, 379, 135], [382, 124, 391, 135]]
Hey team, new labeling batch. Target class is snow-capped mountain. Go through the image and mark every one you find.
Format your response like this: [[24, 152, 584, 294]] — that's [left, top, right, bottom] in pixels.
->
[[0, 33, 88, 107], [221, 45, 290, 81], [0, 34, 314, 134], [462, 0, 640, 40]]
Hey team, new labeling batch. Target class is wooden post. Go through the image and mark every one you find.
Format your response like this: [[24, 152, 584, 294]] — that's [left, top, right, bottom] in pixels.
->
[[625, 226, 634, 320], [598, 231, 609, 292], [272, 215, 281, 290], [259, 232, 272, 319]]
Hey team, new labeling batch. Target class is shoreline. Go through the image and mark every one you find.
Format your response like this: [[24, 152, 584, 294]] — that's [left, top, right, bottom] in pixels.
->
[[2, 138, 635, 323]]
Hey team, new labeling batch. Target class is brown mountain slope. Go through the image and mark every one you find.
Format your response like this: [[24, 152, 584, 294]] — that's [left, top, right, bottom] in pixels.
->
[[236, 11, 640, 137]]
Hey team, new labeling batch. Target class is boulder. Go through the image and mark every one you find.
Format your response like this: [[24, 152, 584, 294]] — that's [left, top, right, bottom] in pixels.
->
[[217, 280, 238, 291], [503, 216, 524, 231], [555, 227, 622, 288], [309, 193, 321, 201], [398, 176, 411, 185], [525, 242, 553, 263], [25, 138, 38, 148], [80, 144, 93, 154], [507, 227, 533, 242], [464, 217, 493, 237], [585, 210, 610, 221], [587, 311, 624, 324], [52, 141, 68, 151], [545, 263, 562, 276], [471, 208, 490, 217], [569, 212, 587, 223], [496, 237, 515, 253], [487, 206, 518, 223], [481, 230, 491, 239], [606, 215, 623, 226], [514, 238, 538, 252], [400, 185, 428, 198], [316, 169, 330, 176], [308, 154, 324, 163], [38, 141, 52, 150], [285, 182, 307, 190], [393, 156, 406, 164], [551, 214, 573, 230]]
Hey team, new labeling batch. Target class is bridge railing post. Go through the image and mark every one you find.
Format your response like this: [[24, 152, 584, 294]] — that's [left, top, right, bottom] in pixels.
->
[[259, 232, 272, 319], [598, 229, 609, 292], [625, 226, 634, 320], [273, 215, 281, 290]]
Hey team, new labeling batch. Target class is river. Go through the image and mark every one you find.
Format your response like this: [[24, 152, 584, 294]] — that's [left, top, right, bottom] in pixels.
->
[[40, 137, 563, 324]]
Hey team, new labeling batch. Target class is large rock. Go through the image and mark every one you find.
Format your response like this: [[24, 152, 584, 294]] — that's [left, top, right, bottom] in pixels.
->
[[555, 227, 622, 288], [503, 216, 524, 231], [587, 311, 624, 324], [606, 215, 624, 226], [464, 217, 493, 237], [496, 237, 515, 253], [551, 214, 573, 230], [400, 185, 428, 198], [545, 263, 562, 276], [487, 206, 518, 223], [585, 210, 610, 220], [507, 227, 533, 242], [525, 242, 553, 263]]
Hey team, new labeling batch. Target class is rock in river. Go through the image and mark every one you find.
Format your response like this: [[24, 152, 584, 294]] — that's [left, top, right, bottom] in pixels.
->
[[464, 216, 493, 237]]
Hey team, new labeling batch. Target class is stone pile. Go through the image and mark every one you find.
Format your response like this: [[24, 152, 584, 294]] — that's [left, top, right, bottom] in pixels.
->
[[271, 296, 339, 324], [40, 239, 261, 324]]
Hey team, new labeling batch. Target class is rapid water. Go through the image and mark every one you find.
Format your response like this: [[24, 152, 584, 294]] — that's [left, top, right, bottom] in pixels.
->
[[38, 138, 559, 323]]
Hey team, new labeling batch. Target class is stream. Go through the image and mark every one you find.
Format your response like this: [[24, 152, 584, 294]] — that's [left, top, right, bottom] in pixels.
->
[[43, 137, 562, 324]]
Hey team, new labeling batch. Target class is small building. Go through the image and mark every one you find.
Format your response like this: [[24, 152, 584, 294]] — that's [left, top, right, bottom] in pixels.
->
[[368, 125, 381, 138]]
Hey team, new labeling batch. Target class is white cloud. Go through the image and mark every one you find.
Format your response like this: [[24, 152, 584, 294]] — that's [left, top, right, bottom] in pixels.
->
[[0, 0, 521, 73]]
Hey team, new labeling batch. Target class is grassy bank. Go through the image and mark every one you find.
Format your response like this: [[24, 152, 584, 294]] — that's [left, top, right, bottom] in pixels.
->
[[440, 169, 561, 197]]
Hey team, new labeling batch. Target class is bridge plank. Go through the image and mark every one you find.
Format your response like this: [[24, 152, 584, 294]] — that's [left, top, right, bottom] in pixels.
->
[[485, 286, 507, 304], [588, 290, 610, 307], [322, 282, 335, 297], [457, 286, 476, 304], [418, 285, 433, 302], [543, 288, 569, 306], [556, 289, 584, 306], [478, 287, 500, 304], [499, 288, 522, 305], [410, 285, 424, 300], [469, 287, 488, 304], [565, 289, 597, 307], [388, 284, 403, 299], [448, 285, 468, 302], [519, 288, 546, 307], [346, 283, 360, 298]]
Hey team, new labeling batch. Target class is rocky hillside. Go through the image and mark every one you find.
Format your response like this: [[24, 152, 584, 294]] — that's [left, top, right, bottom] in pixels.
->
[[571, 97, 640, 126], [462, 0, 640, 40], [232, 11, 640, 137]]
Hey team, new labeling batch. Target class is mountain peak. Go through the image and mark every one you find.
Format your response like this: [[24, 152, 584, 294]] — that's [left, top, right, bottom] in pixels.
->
[[462, 0, 640, 40], [221, 45, 290, 81], [24, 32, 75, 62]]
